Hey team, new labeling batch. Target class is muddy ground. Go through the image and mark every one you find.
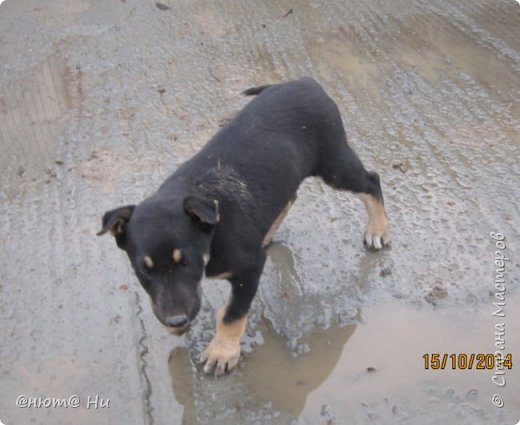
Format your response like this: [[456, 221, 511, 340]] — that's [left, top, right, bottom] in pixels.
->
[[1, 0, 519, 424]]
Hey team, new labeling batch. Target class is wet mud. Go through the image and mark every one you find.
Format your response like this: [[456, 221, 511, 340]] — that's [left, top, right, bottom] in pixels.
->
[[1, 0, 519, 424]]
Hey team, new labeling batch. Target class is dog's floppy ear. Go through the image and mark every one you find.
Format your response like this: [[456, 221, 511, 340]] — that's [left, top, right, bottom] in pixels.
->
[[183, 196, 219, 230], [97, 205, 135, 237]]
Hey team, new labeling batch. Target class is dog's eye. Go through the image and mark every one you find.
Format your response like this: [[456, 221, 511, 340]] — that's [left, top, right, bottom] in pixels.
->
[[180, 258, 190, 268]]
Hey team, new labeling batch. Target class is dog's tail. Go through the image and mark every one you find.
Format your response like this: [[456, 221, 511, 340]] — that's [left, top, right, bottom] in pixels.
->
[[241, 84, 273, 96]]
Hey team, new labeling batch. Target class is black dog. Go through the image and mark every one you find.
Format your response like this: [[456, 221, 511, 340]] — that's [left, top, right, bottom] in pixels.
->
[[98, 77, 389, 376]]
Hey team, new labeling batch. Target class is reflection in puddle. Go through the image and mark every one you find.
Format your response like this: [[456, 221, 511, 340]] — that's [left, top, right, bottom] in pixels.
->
[[169, 347, 197, 425], [168, 322, 355, 424], [260, 241, 359, 350], [243, 323, 356, 417], [266, 242, 303, 295]]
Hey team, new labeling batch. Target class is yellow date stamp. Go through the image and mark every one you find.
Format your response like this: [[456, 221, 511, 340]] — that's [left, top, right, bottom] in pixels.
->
[[423, 353, 513, 370]]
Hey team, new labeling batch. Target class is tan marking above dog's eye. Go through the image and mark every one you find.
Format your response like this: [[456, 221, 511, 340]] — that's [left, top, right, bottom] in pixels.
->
[[172, 249, 182, 263], [144, 256, 154, 269]]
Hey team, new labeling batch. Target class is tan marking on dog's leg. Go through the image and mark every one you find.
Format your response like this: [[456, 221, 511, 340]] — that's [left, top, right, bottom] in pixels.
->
[[206, 271, 233, 280], [200, 307, 247, 376], [358, 193, 390, 250], [262, 200, 293, 248]]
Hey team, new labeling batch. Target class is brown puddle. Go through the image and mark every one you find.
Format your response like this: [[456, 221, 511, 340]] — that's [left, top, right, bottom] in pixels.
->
[[248, 297, 519, 422], [169, 295, 520, 423]]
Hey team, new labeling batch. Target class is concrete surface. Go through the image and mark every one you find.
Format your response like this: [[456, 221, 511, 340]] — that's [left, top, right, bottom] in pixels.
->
[[1, 0, 519, 424]]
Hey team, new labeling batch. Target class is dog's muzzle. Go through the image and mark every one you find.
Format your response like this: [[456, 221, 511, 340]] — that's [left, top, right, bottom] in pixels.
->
[[151, 300, 192, 335], [162, 314, 191, 335]]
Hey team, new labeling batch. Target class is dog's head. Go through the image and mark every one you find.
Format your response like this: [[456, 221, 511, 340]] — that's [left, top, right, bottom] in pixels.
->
[[98, 195, 219, 335]]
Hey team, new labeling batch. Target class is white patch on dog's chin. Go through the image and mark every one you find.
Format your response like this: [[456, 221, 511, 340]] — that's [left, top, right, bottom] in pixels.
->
[[203, 253, 210, 266]]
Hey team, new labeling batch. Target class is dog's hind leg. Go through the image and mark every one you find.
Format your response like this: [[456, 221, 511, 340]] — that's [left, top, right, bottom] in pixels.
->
[[356, 182, 389, 250], [319, 142, 389, 250]]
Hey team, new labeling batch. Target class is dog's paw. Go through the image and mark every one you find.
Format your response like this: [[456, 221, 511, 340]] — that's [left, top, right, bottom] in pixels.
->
[[364, 230, 389, 250], [364, 218, 390, 250], [200, 337, 241, 376]]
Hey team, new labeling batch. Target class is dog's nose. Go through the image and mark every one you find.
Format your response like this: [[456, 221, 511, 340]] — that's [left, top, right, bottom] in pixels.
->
[[165, 314, 189, 328]]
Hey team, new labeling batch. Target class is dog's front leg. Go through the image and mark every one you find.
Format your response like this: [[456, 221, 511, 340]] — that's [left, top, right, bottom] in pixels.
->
[[201, 253, 265, 376], [199, 305, 247, 376]]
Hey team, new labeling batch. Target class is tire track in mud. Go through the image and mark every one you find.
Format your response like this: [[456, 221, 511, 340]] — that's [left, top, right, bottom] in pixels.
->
[[426, 0, 520, 71], [228, 0, 311, 82], [0, 54, 72, 191], [362, 0, 520, 252], [318, 0, 519, 169], [468, 1, 520, 50], [232, 0, 284, 82], [353, 3, 518, 184], [378, 11, 520, 238]]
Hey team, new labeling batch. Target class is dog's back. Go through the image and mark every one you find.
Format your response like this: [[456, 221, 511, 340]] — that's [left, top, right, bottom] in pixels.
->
[[180, 79, 342, 191]]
